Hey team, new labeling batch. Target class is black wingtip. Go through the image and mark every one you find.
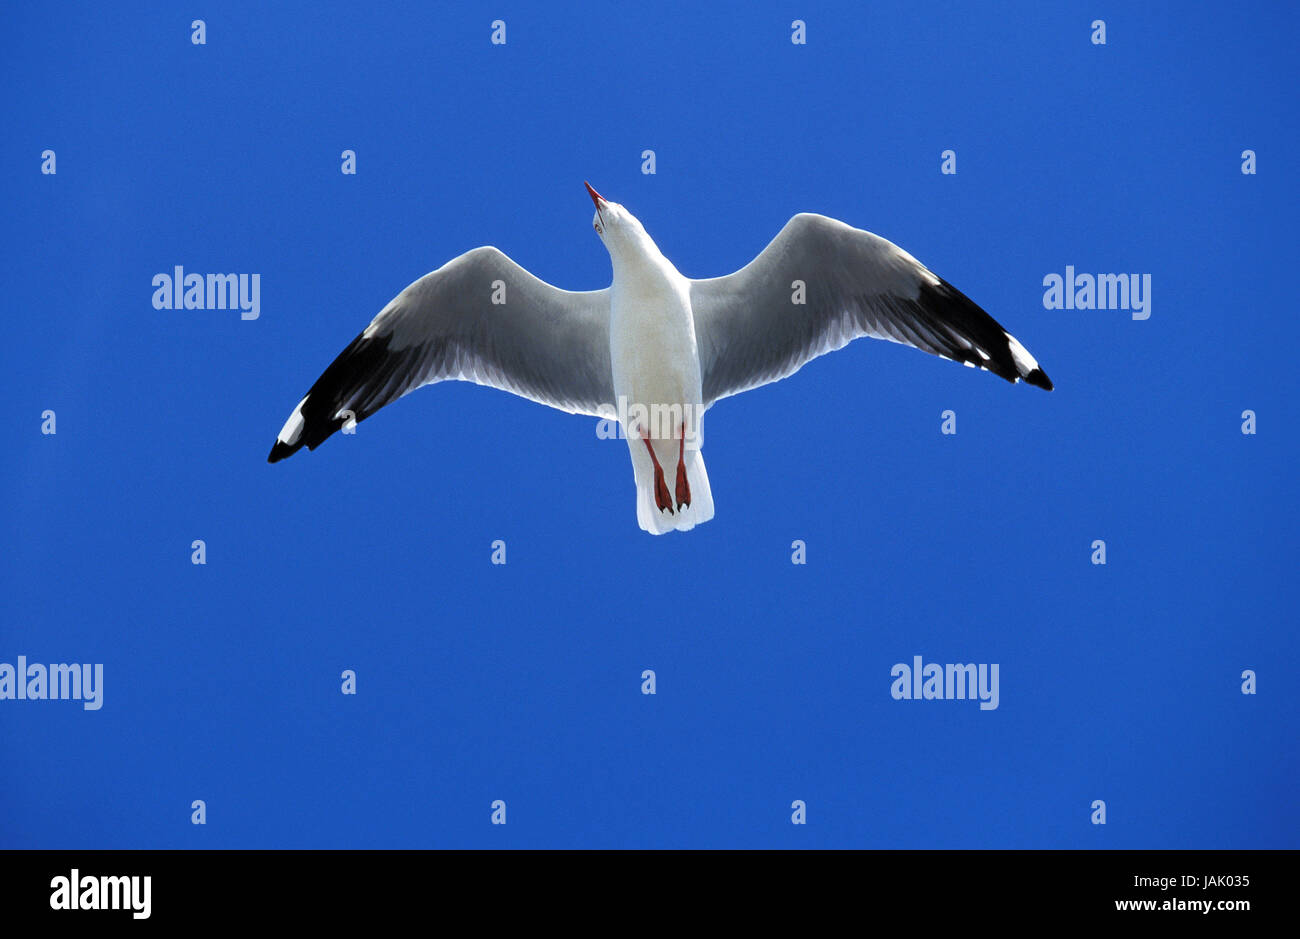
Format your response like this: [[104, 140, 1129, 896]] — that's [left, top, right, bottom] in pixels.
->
[[1024, 368, 1054, 391], [267, 440, 297, 463], [266, 331, 418, 466]]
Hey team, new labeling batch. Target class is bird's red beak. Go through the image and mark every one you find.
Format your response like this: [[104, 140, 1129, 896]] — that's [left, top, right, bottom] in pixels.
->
[[584, 180, 606, 207]]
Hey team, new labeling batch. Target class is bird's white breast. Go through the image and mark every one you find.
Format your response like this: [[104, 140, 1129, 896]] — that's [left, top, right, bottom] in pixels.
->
[[608, 254, 702, 439]]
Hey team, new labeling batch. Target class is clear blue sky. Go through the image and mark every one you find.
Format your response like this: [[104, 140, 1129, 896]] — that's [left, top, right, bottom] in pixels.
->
[[1, 1, 1295, 847]]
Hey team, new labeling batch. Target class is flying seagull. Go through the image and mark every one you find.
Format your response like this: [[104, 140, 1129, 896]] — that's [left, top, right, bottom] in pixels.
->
[[269, 183, 1052, 534]]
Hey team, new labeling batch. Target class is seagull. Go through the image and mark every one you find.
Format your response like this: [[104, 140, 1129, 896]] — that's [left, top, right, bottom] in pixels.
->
[[269, 182, 1052, 534]]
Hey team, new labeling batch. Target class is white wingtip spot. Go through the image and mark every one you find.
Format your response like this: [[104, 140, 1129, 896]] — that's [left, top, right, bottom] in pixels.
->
[[1006, 333, 1039, 376], [277, 396, 309, 445]]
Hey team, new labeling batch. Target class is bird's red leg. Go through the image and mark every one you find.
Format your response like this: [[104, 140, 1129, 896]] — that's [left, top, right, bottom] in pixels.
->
[[640, 431, 674, 514], [675, 424, 691, 510]]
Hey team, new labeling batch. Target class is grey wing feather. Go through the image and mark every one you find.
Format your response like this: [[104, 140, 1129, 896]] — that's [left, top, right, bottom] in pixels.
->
[[690, 213, 1052, 407], [269, 246, 613, 461]]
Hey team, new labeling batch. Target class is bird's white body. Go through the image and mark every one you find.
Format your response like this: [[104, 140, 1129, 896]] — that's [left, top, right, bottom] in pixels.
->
[[605, 219, 714, 533]]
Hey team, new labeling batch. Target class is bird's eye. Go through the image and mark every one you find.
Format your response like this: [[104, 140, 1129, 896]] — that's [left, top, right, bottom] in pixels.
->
[[594, 223, 602, 233]]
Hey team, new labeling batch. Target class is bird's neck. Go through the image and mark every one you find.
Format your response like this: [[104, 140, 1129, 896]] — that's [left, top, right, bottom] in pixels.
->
[[608, 232, 678, 285]]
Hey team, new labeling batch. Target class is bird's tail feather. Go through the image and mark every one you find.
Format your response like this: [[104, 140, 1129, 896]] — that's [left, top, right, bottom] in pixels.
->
[[634, 448, 714, 535]]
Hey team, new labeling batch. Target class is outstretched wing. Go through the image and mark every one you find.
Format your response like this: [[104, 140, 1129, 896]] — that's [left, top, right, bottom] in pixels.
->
[[269, 246, 613, 462], [690, 213, 1052, 407]]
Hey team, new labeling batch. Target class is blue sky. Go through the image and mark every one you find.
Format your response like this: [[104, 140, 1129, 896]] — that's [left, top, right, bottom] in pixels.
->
[[1, 1, 1295, 847]]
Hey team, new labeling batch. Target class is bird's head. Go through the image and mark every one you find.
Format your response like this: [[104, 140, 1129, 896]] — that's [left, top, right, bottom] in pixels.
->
[[585, 182, 648, 255]]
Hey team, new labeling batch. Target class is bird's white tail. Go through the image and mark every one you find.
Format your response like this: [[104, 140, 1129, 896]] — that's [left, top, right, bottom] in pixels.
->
[[633, 447, 714, 535]]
